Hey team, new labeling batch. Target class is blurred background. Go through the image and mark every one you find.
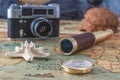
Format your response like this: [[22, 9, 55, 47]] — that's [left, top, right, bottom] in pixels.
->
[[0, 0, 120, 20]]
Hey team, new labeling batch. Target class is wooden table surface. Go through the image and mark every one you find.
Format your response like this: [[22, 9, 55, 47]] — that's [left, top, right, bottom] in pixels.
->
[[0, 19, 120, 80]]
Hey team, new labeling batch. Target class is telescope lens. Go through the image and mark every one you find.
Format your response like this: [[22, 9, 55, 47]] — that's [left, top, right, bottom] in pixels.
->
[[60, 39, 73, 54]]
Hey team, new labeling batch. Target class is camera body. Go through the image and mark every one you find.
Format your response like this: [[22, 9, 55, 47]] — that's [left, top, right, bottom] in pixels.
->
[[7, 4, 60, 39]]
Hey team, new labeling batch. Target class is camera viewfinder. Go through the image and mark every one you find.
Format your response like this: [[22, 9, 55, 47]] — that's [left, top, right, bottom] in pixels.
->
[[34, 9, 47, 15], [22, 8, 32, 16]]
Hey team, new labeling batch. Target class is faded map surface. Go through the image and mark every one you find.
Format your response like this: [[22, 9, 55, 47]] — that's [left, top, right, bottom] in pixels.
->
[[0, 20, 120, 80]]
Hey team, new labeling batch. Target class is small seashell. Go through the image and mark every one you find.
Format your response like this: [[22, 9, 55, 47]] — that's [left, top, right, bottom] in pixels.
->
[[5, 41, 50, 61]]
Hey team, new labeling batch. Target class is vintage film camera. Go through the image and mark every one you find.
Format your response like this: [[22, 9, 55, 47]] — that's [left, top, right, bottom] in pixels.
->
[[7, 4, 60, 39]]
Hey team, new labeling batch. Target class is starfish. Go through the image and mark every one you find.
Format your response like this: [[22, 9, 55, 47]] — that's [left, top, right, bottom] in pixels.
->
[[5, 41, 50, 61]]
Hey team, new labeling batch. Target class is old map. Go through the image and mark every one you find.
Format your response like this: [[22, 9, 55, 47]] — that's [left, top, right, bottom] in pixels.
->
[[0, 20, 120, 80]]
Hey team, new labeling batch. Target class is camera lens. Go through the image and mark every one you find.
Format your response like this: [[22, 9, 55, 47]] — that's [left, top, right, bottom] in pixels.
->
[[31, 17, 53, 38]]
